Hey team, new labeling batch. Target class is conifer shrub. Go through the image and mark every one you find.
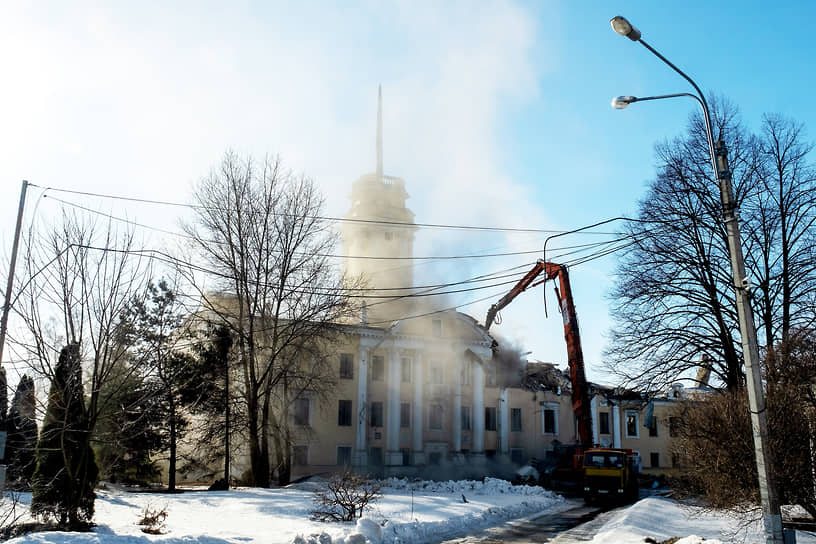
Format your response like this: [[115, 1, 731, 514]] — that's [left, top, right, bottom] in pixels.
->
[[30, 343, 99, 530]]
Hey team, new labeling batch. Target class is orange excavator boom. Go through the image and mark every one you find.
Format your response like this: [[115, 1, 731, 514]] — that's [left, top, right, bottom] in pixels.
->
[[485, 260, 593, 448]]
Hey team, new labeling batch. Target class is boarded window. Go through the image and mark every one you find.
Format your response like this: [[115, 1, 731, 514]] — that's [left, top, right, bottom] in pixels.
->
[[370, 401, 383, 427], [294, 398, 310, 426], [338, 399, 352, 427], [511, 408, 522, 432], [430, 404, 443, 430], [485, 407, 497, 431], [339, 353, 354, 379], [400, 403, 411, 428], [371, 356, 384, 381], [401, 357, 412, 383], [599, 412, 610, 435], [461, 405, 472, 431]]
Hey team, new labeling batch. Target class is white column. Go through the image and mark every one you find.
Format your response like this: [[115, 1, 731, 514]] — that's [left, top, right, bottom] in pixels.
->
[[590, 394, 599, 447], [472, 360, 485, 454], [499, 387, 509, 455], [452, 357, 462, 453], [354, 346, 369, 466], [386, 346, 402, 465], [412, 352, 425, 465], [612, 404, 621, 448]]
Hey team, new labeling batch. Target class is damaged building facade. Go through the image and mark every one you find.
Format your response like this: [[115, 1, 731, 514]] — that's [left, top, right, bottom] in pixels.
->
[[284, 89, 683, 480]]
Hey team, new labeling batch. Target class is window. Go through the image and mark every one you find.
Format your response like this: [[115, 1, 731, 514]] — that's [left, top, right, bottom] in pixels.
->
[[401, 357, 412, 383], [337, 446, 352, 466], [370, 401, 383, 427], [401, 448, 410, 466], [430, 403, 443, 430], [432, 319, 442, 337], [486, 363, 497, 387], [293, 445, 308, 466], [428, 452, 442, 465], [485, 407, 497, 431], [669, 416, 681, 437], [430, 361, 444, 384], [371, 355, 384, 381], [650, 452, 660, 468], [400, 402, 411, 428], [542, 403, 558, 435], [599, 412, 610, 435], [294, 397, 310, 426], [338, 400, 352, 427], [461, 361, 472, 385], [368, 447, 383, 466], [511, 408, 523, 432], [339, 353, 354, 379], [461, 405, 472, 431], [510, 448, 525, 465], [649, 420, 658, 437], [625, 410, 639, 438]]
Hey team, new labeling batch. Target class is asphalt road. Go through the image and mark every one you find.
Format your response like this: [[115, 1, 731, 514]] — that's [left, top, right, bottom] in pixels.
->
[[441, 500, 620, 544]]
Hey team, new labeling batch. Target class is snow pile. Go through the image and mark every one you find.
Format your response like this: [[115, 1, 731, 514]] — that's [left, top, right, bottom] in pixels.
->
[[3, 478, 564, 544], [380, 476, 549, 496], [585, 496, 816, 544]]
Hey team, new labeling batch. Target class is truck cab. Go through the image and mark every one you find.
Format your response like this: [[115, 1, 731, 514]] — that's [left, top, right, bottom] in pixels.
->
[[582, 448, 640, 503]]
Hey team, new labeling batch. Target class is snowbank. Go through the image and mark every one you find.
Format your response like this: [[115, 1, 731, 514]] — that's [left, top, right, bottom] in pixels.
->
[[585, 496, 816, 544], [2, 478, 564, 544]]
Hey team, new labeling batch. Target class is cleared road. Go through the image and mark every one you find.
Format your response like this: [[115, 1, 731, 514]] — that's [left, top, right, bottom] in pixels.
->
[[441, 500, 620, 543]]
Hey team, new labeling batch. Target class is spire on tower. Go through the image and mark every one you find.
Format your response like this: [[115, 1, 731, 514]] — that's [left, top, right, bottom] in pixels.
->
[[376, 84, 383, 179]]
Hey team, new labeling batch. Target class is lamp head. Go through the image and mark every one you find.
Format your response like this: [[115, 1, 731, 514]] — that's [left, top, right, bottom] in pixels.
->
[[610, 16, 641, 41], [611, 96, 637, 109]]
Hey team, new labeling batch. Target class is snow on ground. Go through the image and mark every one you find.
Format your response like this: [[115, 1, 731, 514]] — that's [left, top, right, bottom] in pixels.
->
[[2, 478, 565, 544], [582, 496, 816, 544]]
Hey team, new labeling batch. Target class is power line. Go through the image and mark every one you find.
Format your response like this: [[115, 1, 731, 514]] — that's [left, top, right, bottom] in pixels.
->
[[34, 184, 621, 235], [45, 195, 628, 262]]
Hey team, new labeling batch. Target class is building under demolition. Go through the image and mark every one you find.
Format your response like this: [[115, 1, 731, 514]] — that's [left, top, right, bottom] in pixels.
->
[[282, 89, 684, 480]]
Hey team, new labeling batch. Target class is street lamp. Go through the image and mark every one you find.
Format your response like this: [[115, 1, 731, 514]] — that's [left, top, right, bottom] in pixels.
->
[[610, 15, 784, 544]]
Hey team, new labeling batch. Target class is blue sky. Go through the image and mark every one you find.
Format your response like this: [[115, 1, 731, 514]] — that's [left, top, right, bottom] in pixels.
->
[[1, 1, 814, 384]]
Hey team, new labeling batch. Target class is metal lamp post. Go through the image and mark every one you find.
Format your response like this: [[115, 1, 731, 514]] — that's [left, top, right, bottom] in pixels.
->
[[610, 16, 784, 544]]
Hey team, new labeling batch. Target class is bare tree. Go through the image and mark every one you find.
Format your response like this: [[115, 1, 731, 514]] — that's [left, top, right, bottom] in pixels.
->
[[184, 152, 357, 487], [608, 98, 816, 390], [11, 210, 148, 513], [744, 114, 816, 349], [607, 98, 759, 390]]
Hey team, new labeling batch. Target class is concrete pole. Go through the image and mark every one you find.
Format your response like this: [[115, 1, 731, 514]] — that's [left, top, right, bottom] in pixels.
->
[[715, 141, 783, 541], [0, 180, 28, 492]]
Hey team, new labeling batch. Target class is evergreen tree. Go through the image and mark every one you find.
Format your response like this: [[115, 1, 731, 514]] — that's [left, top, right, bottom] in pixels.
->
[[126, 279, 196, 491], [5, 375, 38, 487], [31, 343, 99, 529], [93, 360, 163, 485]]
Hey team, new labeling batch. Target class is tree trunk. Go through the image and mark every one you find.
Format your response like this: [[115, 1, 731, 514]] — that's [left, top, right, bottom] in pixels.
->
[[168, 396, 177, 492]]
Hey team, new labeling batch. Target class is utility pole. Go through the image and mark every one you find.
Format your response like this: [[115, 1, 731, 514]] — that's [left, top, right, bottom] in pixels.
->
[[0, 180, 29, 491], [716, 142, 783, 540]]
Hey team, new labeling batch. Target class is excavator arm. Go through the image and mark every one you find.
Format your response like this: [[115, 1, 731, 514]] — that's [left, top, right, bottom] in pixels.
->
[[485, 260, 594, 448]]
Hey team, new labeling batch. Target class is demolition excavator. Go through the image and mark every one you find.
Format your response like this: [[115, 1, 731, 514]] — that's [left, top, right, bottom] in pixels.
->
[[485, 260, 640, 502], [485, 260, 593, 450]]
